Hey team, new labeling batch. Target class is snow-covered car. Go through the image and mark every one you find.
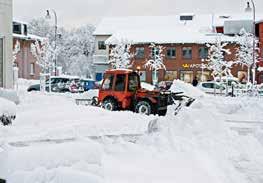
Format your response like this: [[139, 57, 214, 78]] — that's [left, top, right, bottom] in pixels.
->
[[197, 81, 227, 95], [27, 76, 80, 93], [0, 97, 16, 126]]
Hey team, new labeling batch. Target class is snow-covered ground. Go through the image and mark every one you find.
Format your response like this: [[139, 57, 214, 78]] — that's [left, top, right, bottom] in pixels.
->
[[0, 79, 263, 183]]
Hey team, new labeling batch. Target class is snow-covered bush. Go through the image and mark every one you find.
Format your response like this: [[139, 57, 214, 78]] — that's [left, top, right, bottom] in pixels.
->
[[145, 43, 166, 85], [13, 40, 20, 64], [108, 39, 133, 69]]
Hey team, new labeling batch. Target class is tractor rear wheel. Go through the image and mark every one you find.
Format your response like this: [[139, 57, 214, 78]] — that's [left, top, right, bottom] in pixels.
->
[[135, 101, 152, 115], [102, 98, 118, 111]]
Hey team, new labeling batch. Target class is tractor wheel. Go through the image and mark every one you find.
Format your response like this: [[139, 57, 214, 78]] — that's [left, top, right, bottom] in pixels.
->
[[102, 98, 118, 111], [135, 101, 152, 115], [158, 109, 167, 116]]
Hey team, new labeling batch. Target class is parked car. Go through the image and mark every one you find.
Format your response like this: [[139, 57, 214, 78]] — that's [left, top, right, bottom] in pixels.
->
[[197, 81, 227, 95], [27, 76, 79, 93], [79, 79, 96, 92]]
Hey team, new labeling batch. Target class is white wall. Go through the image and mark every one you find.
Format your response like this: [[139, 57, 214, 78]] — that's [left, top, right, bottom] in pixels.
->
[[0, 0, 13, 88]]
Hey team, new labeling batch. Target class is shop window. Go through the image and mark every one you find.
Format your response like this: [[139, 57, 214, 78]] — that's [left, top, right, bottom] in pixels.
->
[[166, 48, 176, 59], [139, 71, 146, 82], [180, 71, 193, 83], [164, 71, 177, 81], [199, 47, 208, 59], [182, 47, 192, 59], [98, 41, 106, 50], [135, 47, 145, 59], [196, 71, 210, 82]]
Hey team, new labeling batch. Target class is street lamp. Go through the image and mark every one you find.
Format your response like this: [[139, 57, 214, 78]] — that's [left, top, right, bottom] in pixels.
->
[[245, 0, 256, 85], [45, 9, 58, 76]]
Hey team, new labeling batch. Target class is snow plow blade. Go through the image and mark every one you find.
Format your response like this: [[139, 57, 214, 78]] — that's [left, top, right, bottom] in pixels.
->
[[168, 92, 195, 115], [75, 97, 99, 106]]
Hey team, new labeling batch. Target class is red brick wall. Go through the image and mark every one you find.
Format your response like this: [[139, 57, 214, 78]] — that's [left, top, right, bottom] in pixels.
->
[[13, 38, 41, 80], [257, 22, 263, 83], [130, 43, 246, 84]]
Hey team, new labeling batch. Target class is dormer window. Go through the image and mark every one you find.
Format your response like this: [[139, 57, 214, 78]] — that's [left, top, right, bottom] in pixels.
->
[[180, 15, 194, 21], [13, 22, 22, 34], [23, 24, 28, 35]]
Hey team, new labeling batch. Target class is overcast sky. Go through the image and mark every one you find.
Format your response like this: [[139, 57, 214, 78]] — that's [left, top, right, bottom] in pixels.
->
[[13, 0, 263, 28]]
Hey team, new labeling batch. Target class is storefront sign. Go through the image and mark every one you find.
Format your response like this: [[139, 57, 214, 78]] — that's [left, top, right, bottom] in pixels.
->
[[182, 63, 208, 69]]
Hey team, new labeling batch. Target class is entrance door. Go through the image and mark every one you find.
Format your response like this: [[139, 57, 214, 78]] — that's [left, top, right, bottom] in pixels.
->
[[0, 38, 3, 87]]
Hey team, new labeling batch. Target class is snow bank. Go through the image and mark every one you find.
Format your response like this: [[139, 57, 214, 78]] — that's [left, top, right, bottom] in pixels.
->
[[0, 98, 16, 116], [141, 82, 155, 91], [2, 140, 103, 183], [170, 79, 206, 98], [0, 88, 19, 104]]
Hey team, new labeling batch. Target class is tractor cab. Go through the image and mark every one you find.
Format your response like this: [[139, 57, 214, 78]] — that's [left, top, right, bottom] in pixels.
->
[[98, 69, 169, 115]]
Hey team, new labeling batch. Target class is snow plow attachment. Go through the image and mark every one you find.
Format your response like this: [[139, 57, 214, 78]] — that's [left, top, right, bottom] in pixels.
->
[[168, 92, 195, 115], [75, 97, 99, 106]]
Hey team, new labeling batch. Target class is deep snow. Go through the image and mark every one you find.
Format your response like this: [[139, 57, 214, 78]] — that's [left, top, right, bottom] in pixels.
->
[[0, 79, 263, 183]]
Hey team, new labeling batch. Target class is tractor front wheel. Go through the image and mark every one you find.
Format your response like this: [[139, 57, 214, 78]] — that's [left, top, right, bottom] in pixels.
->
[[135, 101, 152, 115], [102, 99, 118, 111]]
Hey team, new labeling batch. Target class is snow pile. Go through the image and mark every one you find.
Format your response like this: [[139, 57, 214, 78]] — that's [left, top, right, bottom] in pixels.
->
[[170, 79, 206, 98], [0, 88, 19, 104], [141, 82, 155, 91], [1, 140, 103, 183], [0, 98, 16, 116]]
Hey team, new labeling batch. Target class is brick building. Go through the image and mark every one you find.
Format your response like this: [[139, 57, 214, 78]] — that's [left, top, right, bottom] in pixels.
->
[[13, 20, 43, 80], [93, 14, 263, 84]]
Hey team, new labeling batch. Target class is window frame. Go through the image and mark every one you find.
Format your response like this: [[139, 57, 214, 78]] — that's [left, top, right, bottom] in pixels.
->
[[135, 47, 145, 59], [199, 46, 208, 59], [182, 47, 192, 60], [98, 41, 106, 50], [166, 47, 176, 59]]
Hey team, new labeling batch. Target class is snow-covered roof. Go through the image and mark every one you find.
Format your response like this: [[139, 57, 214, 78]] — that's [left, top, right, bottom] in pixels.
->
[[95, 13, 263, 44], [105, 30, 236, 45], [13, 33, 46, 41]]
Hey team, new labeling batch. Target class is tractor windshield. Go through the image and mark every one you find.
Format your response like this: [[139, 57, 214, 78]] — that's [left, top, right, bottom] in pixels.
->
[[128, 72, 140, 92]]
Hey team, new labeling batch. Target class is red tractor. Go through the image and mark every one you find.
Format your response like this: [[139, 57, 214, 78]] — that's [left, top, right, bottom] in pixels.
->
[[98, 69, 170, 116]]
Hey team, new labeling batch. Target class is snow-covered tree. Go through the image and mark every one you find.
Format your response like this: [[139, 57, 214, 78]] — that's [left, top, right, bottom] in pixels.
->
[[13, 40, 20, 64], [206, 38, 233, 81], [31, 39, 55, 74], [108, 39, 133, 69], [144, 43, 166, 85], [28, 19, 95, 77], [235, 28, 259, 83]]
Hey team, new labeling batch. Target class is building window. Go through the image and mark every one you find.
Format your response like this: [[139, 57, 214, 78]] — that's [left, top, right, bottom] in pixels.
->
[[98, 41, 106, 50], [151, 47, 160, 58], [164, 71, 177, 81], [139, 71, 146, 82], [23, 24, 28, 35], [180, 71, 193, 83], [196, 71, 210, 82], [166, 48, 176, 59], [30, 63, 35, 75], [13, 22, 22, 34], [199, 47, 208, 59], [182, 47, 192, 59], [0, 38, 3, 87], [180, 15, 194, 21], [135, 47, 145, 59]]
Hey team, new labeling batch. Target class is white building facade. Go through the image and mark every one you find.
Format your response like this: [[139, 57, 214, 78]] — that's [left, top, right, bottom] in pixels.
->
[[0, 0, 13, 88]]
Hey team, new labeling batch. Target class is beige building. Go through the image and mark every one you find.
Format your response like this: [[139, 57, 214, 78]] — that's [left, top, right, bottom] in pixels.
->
[[0, 0, 13, 88]]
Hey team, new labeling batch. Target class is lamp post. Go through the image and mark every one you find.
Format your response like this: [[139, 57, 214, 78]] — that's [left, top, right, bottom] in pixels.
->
[[245, 0, 256, 85], [45, 9, 58, 76]]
